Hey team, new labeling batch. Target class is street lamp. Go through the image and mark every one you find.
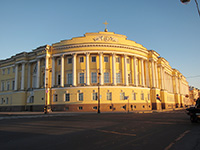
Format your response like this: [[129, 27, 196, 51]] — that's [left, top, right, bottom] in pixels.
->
[[97, 70, 101, 114], [180, 0, 200, 17]]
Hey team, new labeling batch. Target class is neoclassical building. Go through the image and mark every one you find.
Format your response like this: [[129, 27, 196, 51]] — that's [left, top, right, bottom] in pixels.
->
[[0, 30, 191, 112]]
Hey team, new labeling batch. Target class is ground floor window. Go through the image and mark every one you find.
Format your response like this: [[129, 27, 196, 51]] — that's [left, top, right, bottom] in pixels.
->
[[107, 92, 112, 100], [79, 93, 83, 101], [53, 94, 58, 102], [65, 93, 70, 101], [92, 92, 98, 100], [120, 92, 125, 100]]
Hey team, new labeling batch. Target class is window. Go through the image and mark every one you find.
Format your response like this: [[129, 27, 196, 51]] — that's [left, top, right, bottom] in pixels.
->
[[2, 69, 5, 75], [67, 73, 72, 84], [13, 67, 15, 73], [91, 72, 97, 83], [132, 92, 136, 100], [148, 93, 150, 100], [92, 56, 96, 62], [80, 57, 84, 63], [57, 58, 61, 65], [6, 81, 10, 91], [79, 93, 83, 101], [1, 98, 3, 104], [1, 81, 4, 91], [12, 81, 15, 90], [116, 57, 120, 63], [57, 74, 61, 85], [141, 93, 144, 100], [29, 96, 34, 103], [53, 94, 58, 102], [104, 56, 108, 62], [7, 68, 10, 74], [93, 106, 97, 110], [107, 92, 112, 100], [68, 58, 72, 64], [120, 92, 125, 100], [128, 74, 131, 83], [78, 106, 83, 110], [116, 73, 121, 83], [93, 92, 98, 100], [127, 58, 130, 64], [65, 93, 70, 101], [104, 72, 109, 83], [6, 97, 8, 104], [79, 73, 84, 84]]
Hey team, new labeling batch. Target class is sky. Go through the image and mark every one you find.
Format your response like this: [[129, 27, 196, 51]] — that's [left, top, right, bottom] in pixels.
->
[[0, 0, 200, 88]]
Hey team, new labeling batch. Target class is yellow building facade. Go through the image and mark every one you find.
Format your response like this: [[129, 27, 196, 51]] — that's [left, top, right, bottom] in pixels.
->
[[0, 31, 190, 112]]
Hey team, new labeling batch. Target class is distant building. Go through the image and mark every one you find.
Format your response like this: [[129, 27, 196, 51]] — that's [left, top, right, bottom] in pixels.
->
[[0, 30, 190, 112], [189, 86, 200, 105]]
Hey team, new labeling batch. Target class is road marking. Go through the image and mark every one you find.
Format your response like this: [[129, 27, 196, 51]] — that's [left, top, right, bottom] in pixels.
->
[[97, 129, 136, 136], [164, 130, 190, 150]]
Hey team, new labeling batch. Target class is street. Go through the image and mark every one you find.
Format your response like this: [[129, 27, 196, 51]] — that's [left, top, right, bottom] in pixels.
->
[[0, 110, 199, 150]]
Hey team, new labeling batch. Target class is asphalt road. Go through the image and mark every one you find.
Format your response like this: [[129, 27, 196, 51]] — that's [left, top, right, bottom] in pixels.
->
[[0, 110, 199, 150]]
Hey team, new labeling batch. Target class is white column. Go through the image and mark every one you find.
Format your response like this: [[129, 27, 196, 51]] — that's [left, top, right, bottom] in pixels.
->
[[52, 57, 55, 87], [155, 62, 158, 88], [36, 59, 40, 88], [151, 60, 155, 88], [124, 55, 128, 86], [61, 55, 64, 87], [21, 63, 25, 90], [45, 55, 49, 88], [141, 59, 145, 86], [72, 53, 77, 86], [27, 63, 31, 89], [99, 52, 104, 85], [86, 52, 90, 85], [133, 57, 138, 86], [112, 53, 116, 85], [145, 60, 149, 87], [14, 64, 18, 90]]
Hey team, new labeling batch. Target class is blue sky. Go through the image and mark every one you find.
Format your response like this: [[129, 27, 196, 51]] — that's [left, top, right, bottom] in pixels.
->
[[0, 0, 200, 88]]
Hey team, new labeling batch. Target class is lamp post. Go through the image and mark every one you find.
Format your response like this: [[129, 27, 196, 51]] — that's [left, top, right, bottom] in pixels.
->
[[97, 70, 101, 114], [180, 0, 200, 17]]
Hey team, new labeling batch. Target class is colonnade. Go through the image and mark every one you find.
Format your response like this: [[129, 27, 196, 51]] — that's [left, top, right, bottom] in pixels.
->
[[51, 52, 163, 89]]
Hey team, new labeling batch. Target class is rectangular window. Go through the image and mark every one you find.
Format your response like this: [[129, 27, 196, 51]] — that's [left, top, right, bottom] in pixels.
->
[[79, 93, 83, 101], [120, 92, 125, 100], [6, 81, 10, 91], [116, 73, 121, 83], [1, 98, 3, 104], [65, 93, 70, 101], [57, 74, 61, 85], [79, 73, 84, 84], [104, 72, 109, 83], [1, 81, 4, 91], [92, 56, 96, 62], [2, 69, 5, 75], [68, 58, 72, 64], [13, 67, 15, 73], [116, 57, 120, 63], [128, 74, 131, 83], [53, 94, 58, 102], [67, 73, 72, 84], [104, 56, 109, 62], [107, 92, 112, 100], [57, 58, 61, 65], [127, 58, 130, 64], [93, 92, 98, 100], [7, 68, 10, 74], [12, 81, 15, 90], [141, 93, 144, 100], [91, 72, 97, 83], [132, 92, 136, 100], [6, 97, 8, 104], [80, 57, 84, 63]]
